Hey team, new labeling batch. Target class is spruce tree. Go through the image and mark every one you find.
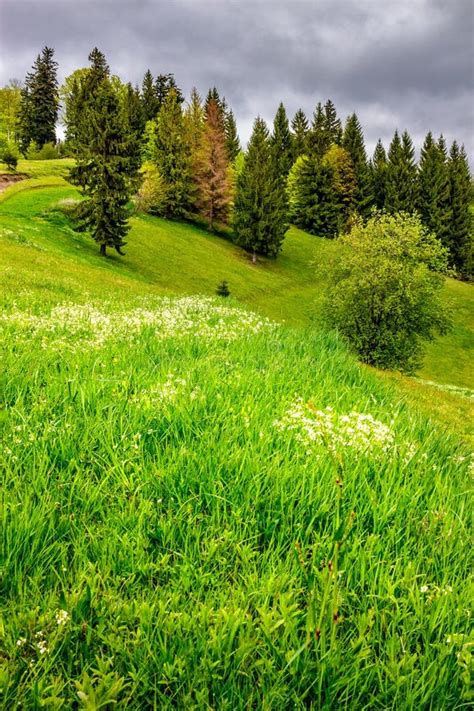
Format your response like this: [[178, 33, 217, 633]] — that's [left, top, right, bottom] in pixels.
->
[[185, 88, 205, 155], [385, 129, 418, 214], [270, 102, 293, 177], [155, 73, 184, 112], [194, 98, 232, 230], [307, 102, 330, 158], [417, 132, 450, 243], [447, 142, 473, 276], [324, 99, 342, 145], [291, 108, 309, 158], [234, 117, 288, 260], [290, 155, 340, 238], [342, 113, 372, 217], [69, 49, 137, 256], [224, 109, 241, 163], [17, 46, 59, 153], [384, 130, 403, 212], [371, 139, 387, 210], [123, 83, 145, 177], [153, 88, 192, 218], [141, 69, 159, 122]]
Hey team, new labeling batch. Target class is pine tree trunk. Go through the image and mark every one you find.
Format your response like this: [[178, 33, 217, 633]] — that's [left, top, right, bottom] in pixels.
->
[[100, 243, 107, 256], [252, 251, 257, 264]]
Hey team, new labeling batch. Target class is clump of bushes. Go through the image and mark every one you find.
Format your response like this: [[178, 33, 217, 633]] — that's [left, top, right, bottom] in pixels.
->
[[324, 211, 451, 372], [26, 141, 60, 160], [1, 144, 19, 170]]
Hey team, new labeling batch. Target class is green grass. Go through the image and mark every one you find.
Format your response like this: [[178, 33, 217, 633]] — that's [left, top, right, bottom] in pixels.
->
[[0, 167, 472, 388], [1, 168, 473, 707], [1, 297, 472, 708]]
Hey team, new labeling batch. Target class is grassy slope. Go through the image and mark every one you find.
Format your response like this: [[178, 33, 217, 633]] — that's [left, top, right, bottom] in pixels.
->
[[1, 161, 473, 707], [0, 160, 473, 442]]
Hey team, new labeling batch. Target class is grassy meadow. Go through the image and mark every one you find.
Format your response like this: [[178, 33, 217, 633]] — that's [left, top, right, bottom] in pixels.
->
[[1, 161, 473, 708]]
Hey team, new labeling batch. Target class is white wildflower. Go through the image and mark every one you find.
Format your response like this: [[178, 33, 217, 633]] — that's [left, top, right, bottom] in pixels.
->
[[55, 609, 69, 626], [275, 399, 395, 457]]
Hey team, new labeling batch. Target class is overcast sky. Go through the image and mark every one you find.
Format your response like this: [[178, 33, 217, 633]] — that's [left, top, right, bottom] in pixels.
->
[[0, 0, 473, 163]]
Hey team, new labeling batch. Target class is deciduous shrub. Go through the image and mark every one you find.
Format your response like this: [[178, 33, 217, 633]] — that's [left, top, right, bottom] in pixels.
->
[[324, 212, 451, 372]]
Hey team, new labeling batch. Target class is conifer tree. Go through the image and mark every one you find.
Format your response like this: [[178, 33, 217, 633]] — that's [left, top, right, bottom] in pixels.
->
[[155, 73, 184, 112], [185, 88, 205, 156], [17, 46, 59, 153], [307, 102, 330, 158], [342, 113, 372, 216], [291, 108, 309, 158], [194, 98, 232, 230], [123, 83, 145, 177], [371, 139, 387, 209], [290, 155, 340, 237], [205, 87, 224, 116], [384, 130, 403, 212], [447, 142, 473, 276], [417, 132, 450, 243], [153, 88, 192, 218], [270, 102, 293, 177], [234, 117, 288, 260], [385, 129, 418, 214], [224, 109, 241, 163], [68, 49, 137, 256], [141, 69, 159, 122], [324, 99, 342, 145]]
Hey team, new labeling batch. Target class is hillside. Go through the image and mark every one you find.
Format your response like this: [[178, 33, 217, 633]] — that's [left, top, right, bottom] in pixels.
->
[[1, 160, 473, 442], [1, 161, 473, 707]]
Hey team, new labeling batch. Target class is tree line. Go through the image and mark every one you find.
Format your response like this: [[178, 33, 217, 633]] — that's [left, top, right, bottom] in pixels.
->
[[1, 46, 472, 276]]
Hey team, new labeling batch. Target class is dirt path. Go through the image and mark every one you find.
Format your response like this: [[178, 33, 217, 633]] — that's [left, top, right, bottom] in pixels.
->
[[0, 173, 28, 193]]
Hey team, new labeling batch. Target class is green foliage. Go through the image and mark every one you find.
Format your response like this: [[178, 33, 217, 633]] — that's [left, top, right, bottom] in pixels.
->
[[323, 99, 342, 145], [0, 81, 21, 144], [385, 129, 418, 214], [371, 139, 387, 210], [291, 108, 309, 159], [152, 89, 192, 218], [17, 47, 59, 154], [123, 82, 145, 177], [447, 142, 473, 277], [224, 109, 241, 163], [325, 212, 451, 371], [135, 161, 167, 214], [155, 73, 184, 111], [323, 144, 356, 230], [417, 132, 451, 247], [233, 117, 288, 259], [141, 69, 159, 122], [68, 48, 138, 256], [216, 279, 230, 296], [307, 102, 328, 158], [270, 102, 293, 177], [288, 155, 340, 238], [26, 141, 59, 160], [1, 143, 19, 170], [342, 113, 372, 217]]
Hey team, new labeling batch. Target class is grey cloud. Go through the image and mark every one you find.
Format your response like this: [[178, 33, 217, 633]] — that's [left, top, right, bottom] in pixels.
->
[[0, 0, 472, 162]]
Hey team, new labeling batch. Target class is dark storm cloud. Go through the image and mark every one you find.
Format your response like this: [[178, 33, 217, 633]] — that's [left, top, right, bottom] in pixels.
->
[[1, 0, 473, 161]]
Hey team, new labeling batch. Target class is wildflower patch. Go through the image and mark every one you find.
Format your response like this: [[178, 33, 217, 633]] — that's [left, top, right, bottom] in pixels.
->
[[274, 399, 395, 457]]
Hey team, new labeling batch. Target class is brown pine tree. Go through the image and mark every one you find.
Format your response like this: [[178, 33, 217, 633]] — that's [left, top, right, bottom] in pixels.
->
[[194, 98, 232, 230]]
